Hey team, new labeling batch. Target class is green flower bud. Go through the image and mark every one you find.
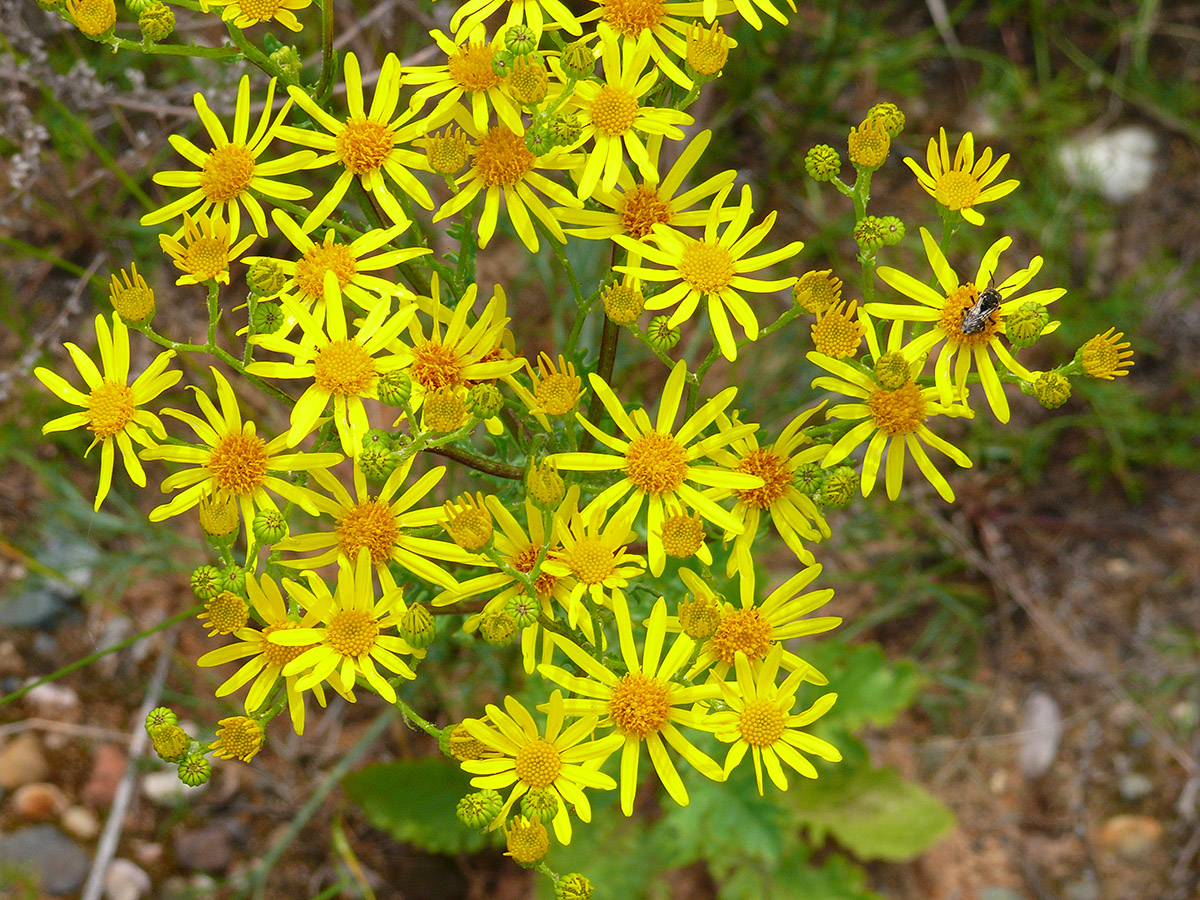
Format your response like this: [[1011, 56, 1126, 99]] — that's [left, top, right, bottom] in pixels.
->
[[804, 145, 842, 182], [854, 215, 889, 252], [252, 508, 288, 545], [491, 48, 515, 78], [137, 1, 173, 41], [124, 0, 150, 12], [1005, 301, 1050, 350], [505, 23, 537, 55], [792, 462, 824, 495], [1031, 372, 1071, 409], [467, 383, 504, 419], [506, 594, 539, 628], [146, 706, 178, 730], [556, 874, 594, 900], [520, 786, 560, 822], [524, 123, 555, 156], [549, 113, 582, 146], [376, 371, 412, 407], [821, 466, 859, 507], [269, 45, 303, 83], [677, 593, 721, 640], [560, 40, 596, 79], [150, 724, 190, 762], [866, 101, 906, 137], [358, 444, 399, 485], [457, 789, 503, 829], [878, 215, 905, 245], [526, 459, 565, 509], [37, 0, 65, 10], [251, 300, 286, 334], [647, 315, 680, 350], [400, 603, 436, 650], [480, 610, 518, 647], [874, 351, 913, 389], [190, 565, 222, 601], [220, 565, 247, 597], [246, 258, 287, 297], [177, 754, 211, 787]]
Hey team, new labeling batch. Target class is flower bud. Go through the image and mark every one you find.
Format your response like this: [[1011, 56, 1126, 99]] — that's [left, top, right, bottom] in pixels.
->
[[504, 23, 537, 55], [251, 301, 286, 334], [246, 258, 287, 297], [269, 45, 303, 83], [480, 610, 518, 646], [376, 371, 413, 407], [677, 594, 721, 640], [67, 0, 116, 37], [252, 508, 288, 545], [137, 1, 173, 42], [556, 874, 594, 900], [792, 462, 824, 495], [423, 385, 466, 433], [1005, 302, 1050, 350], [506, 594, 539, 628], [524, 124, 555, 156], [177, 754, 211, 787], [505, 816, 550, 867], [400, 603, 436, 649], [685, 21, 728, 78], [866, 101, 906, 137], [550, 113, 582, 146], [198, 491, 238, 542], [560, 40, 596, 79], [491, 48, 515, 78], [1031, 372, 1071, 408], [520, 786, 560, 822], [509, 55, 548, 106], [443, 493, 494, 552], [878, 215, 905, 245], [150, 724, 190, 762], [792, 269, 842, 315], [526, 459, 565, 508], [424, 128, 470, 177], [190, 565, 222, 601], [468, 383, 504, 419], [804, 145, 842, 182], [220, 565, 247, 596], [854, 216, 888, 251], [457, 789, 503, 829], [821, 465, 859, 507], [847, 117, 890, 170], [145, 706, 178, 730], [647, 315, 680, 350], [874, 351, 913, 389], [109, 263, 155, 324]]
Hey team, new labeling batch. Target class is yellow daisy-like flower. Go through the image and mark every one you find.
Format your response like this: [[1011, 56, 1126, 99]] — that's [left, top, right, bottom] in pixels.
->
[[140, 366, 341, 534], [249, 208, 429, 324], [196, 572, 330, 735], [676, 564, 839, 682], [555, 129, 737, 266], [159, 211, 256, 286], [276, 456, 473, 591], [809, 334, 974, 502], [504, 352, 584, 432], [580, 0, 738, 89], [459, 692, 623, 844], [406, 27, 525, 136], [393, 279, 524, 414], [276, 52, 435, 229], [432, 112, 583, 253], [811, 299, 864, 358], [35, 314, 180, 511], [616, 184, 803, 360], [451, 0, 583, 40], [702, 0, 792, 29], [1080, 328, 1134, 379], [541, 498, 645, 629], [247, 272, 414, 455], [708, 645, 841, 795], [140, 76, 315, 238], [868, 227, 1066, 423], [904, 128, 1020, 227], [211, 716, 265, 762], [551, 359, 764, 576], [203, 0, 313, 31], [703, 407, 831, 604], [540, 591, 725, 815], [269, 548, 423, 704], [563, 29, 693, 200]]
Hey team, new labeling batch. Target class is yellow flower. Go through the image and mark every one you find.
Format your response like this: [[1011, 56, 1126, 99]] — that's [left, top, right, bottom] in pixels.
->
[[276, 52, 435, 229], [204, 0, 313, 31], [433, 113, 583, 253], [66, 0, 115, 37], [159, 211, 256, 286], [703, 0, 792, 29], [539, 592, 725, 815], [707, 646, 841, 794], [672, 564, 839, 682], [505, 352, 584, 431], [139, 366, 341, 537], [703, 407, 831, 604], [197, 573, 332, 735], [459, 692, 623, 844], [406, 27, 526, 136], [810, 299, 864, 358], [247, 273, 414, 455], [247, 208, 429, 325], [808, 342, 973, 502], [869, 227, 1066, 423], [140, 76, 315, 238], [551, 359, 764, 576], [211, 716, 264, 762], [1080, 328, 1134, 379], [451, 0, 583, 40], [904, 128, 1019, 226], [563, 29, 694, 200], [269, 548, 423, 703], [555, 129, 737, 265], [579, 0, 739, 89], [276, 456, 472, 591], [36, 314, 180, 511], [617, 184, 802, 360]]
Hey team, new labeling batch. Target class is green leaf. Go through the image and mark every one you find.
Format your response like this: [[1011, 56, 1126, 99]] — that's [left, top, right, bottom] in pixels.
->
[[720, 850, 884, 900], [788, 766, 955, 862], [343, 758, 490, 855], [804, 642, 925, 731]]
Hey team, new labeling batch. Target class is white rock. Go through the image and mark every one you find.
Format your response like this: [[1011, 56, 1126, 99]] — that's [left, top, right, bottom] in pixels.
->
[[104, 858, 151, 900], [1018, 690, 1063, 777], [22, 682, 80, 719], [1057, 126, 1157, 203], [61, 804, 101, 840], [140, 769, 207, 807]]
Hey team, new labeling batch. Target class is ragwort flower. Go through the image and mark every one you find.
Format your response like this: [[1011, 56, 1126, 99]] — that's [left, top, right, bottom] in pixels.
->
[[904, 128, 1019, 226], [203, 0, 313, 31], [36, 314, 180, 511], [159, 211, 255, 286], [450, 0, 583, 40]]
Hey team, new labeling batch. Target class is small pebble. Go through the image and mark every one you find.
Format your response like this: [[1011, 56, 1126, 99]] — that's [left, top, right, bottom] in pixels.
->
[[0, 732, 49, 790], [1097, 814, 1163, 859], [83, 744, 127, 808], [11, 782, 69, 821], [23, 682, 81, 720], [0, 824, 91, 895], [1118, 772, 1154, 802], [131, 839, 163, 867], [104, 857, 152, 900], [1057, 125, 1158, 204], [1018, 691, 1062, 778], [62, 804, 101, 840], [141, 769, 206, 807]]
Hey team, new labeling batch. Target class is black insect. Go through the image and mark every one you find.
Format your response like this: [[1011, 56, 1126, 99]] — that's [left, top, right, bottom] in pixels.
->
[[960, 280, 1003, 335]]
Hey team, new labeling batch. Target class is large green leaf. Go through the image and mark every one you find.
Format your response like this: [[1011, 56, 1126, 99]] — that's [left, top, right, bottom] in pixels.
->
[[789, 765, 954, 862], [720, 851, 884, 900], [804, 642, 925, 732], [343, 758, 491, 855]]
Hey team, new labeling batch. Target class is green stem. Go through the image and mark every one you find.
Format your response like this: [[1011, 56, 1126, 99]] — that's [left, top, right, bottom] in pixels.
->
[[102, 35, 241, 60], [0, 605, 202, 709], [581, 316, 620, 451], [425, 443, 523, 480], [317, 0, 337, 103], [223, 23, 289, 83]]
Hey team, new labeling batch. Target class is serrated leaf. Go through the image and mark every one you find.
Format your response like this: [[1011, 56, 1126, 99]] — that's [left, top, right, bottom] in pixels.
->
[[720, 850, 884, 900], [804, 642, 925, 731], [343, 758, 489, 855], [789, 766, 954, 862]]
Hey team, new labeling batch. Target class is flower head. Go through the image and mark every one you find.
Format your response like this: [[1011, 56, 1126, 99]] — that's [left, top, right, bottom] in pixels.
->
[[205, 0, 313, 31], [406, 27, 526, 136], [1079, 328, 1134, 379], [904, 128, 1019, 226], [159, 211, 255, 286], [36, 314, 180, 511], [450, 0, 583, 41], [211, 716, 264, 761]]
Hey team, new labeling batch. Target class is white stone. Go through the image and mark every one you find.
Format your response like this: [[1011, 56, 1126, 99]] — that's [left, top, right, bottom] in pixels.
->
[[104, 858, 151, 900], [140, 769, 207, 806], [61, 804, 101, 840], [1057, 126, 1157, 203]]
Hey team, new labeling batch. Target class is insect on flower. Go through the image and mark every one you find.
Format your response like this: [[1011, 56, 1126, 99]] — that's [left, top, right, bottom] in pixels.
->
[[960, 280, 1002, 334]]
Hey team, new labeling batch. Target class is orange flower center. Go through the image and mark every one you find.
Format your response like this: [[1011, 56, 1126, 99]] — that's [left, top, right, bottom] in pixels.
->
[[336, 499, 398, 565], [624, 431, 688, 495], [200, 144, 255, 202], [602, 0, 665, 35], [448, 43, 502, 92], [512, 545, 559, 596], [294, 239, 357, 299], [473, 127, 535, 188], [940, 284, 998, 346], [336, 116, 394, 175], [867, 381, 927, 436], [710, 607, 772, 664], [734, 449, 792, 509], [87, 381, 135, 439], [410, 340, 463, 390], [608, 672, 669, 738], [618, 184, 673, 240], [314, 339, 376, 395], [207, 431, 269, 496]]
